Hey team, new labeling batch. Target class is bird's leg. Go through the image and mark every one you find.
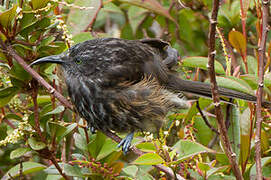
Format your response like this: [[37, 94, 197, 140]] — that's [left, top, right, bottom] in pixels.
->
[[117, 132, 134, 154], [87, 122, 96, 134], [163, 46, 180, 69]]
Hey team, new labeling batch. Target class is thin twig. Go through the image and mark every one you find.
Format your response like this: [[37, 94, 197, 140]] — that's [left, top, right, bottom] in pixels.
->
[[19, 161, 23, 180], [84, 0, 103, 32], [208, 134, 219, 148], [49, 150, 70, 180], [1, 108, 16, 129], [196, 101, 219, 134], [207, 0, 243, 179], [255, 0, 270, 178], [31, 80, 46, 143]]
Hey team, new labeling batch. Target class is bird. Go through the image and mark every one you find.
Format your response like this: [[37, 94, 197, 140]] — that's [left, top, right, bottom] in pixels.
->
[[30, 38, 269, 153]]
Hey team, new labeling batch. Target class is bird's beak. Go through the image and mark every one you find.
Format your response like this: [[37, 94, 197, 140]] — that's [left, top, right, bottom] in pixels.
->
[[29, 55, 64, 66]]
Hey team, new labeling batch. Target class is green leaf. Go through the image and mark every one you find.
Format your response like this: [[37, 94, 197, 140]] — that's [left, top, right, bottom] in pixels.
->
[[240, 109, 251, 167], [214, 76, 254, 95], [19, 13, 37, 31], [193, 116, 215, 146], [128, 6, 148, 35], [261, 130, 270, 152], [184, 97, 212, 124], [228, 30, 246, 55], [4, 113, 22, 121], [228, 106, 241, 163], [0, 86, 19, 107], [31, 0, 50, 10], [121, 23, 134, 39], [250, 157, 271, 178], [9, 60, 32, 82], [96, 138, 118, 160], [35, 95, 52, 106], [117, 0, 175, 23], [10, 147, 31, 159], [2, 162, 46, 180], [94, 2, 125, 29], [74, 133, 88, 152], [0, 4, 18, 29], [215, 153, 229, 165], [240, 74, 258, 90], [28, 137, 46, 150], [136, 142, 156, 152], [173, 140, 215, 161], [67, 0, 102, 34], [182, 56, 225, 74], [122, 165, 139, 178], [44, 106, 65, 116], [132, 153, 165, 165], [206, 166, 229, 177], [0, 62, 10, 69], [38, 36, 56, 50], [197, 162, 210, 172], [71, 32, 93, 44], [46, 174, 63, 180], [88, 131, 106, 158], [246, 56, 257, 74], [59, 123, 77, 140], [63, 163, 84, 177], [264, 72, 271, 88], [48, 122, 67, 139]]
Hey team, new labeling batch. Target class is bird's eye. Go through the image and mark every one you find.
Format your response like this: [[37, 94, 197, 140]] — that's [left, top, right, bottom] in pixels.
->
[[75, 59, 82, 64]]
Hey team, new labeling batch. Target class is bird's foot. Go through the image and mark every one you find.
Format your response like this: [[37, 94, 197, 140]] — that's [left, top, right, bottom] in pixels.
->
[[87, 124, 96, 134], [117, 132, 134, 154]]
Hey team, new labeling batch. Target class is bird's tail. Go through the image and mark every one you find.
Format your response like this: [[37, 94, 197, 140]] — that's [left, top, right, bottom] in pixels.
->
[[166, 74, 271, 108]]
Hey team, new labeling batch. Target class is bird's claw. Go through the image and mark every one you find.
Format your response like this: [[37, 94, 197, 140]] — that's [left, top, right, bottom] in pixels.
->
[[117, 132, 134, 154], [87, 124, 96, 134]]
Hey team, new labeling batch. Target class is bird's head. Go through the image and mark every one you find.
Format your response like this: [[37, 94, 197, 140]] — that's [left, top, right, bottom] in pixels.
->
[[30, 40, 102, 77]]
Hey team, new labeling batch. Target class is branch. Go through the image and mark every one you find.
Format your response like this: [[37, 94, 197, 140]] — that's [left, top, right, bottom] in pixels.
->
[[255, 0, 270, 178], [207, 0, 243, 179], [0, 39, 73, 110], [0, 39, 185, 180]]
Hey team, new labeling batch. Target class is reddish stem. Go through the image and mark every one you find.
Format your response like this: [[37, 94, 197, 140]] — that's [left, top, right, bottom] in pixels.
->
[[255, 0, 270, 178]]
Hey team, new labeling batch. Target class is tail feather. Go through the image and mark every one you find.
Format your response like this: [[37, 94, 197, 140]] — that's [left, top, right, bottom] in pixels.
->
[[166, 75, 271, 108]]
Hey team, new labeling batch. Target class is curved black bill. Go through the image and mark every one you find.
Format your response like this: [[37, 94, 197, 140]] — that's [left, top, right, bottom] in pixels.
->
[[29, 55, 64, 66]]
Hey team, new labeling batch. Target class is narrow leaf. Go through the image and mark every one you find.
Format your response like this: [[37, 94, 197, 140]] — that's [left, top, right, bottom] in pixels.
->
[[228, 106, 241, 163], [239, 108, 251, 167], [182, 56, 225, 74], [0, 4, 18, 28], [228, 30, 246, 55], [0, 87, 19, 107]]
